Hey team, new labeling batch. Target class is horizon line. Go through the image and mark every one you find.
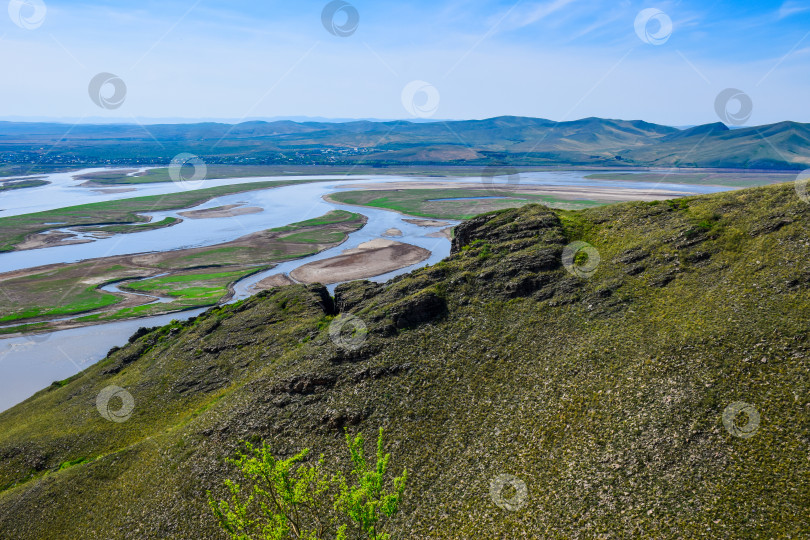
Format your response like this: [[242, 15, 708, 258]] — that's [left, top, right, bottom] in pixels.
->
[[0, 115, 795, 130]]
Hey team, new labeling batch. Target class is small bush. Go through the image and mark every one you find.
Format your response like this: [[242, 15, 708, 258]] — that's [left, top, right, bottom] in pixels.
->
[[208, 428, 407, 539]]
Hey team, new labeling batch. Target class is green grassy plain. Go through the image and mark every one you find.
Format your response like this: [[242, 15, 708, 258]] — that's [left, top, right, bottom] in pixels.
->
[[0, 178, 49, 191], [76, 268, 271, 323], [328, 188, 600, 219], [74, 165, 597, 185], [75, 216, 181, 235], [0, 211, 364, 330], [0, 179, 326, 252], [125, 268, 260, 298], [585, 171, 794, 188], [76, 167, 291, 185]]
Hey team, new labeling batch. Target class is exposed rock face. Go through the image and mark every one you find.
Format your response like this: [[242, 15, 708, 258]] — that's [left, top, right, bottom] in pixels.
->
[[307, 284, 337, 315], [272, 373, 339, 395], [389, 291, 447, 329], [450, 207, 565, 254], [334, 281, 382, 313]]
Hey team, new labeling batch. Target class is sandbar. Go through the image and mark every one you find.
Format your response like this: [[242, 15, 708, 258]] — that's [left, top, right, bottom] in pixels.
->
[[403, 218, 451, 227], [337, 181, 693, 201], [178, 204, 264, 219], [290, 239, 430, 285], [251, 273, 297, 291], [427, 227, 454, 240], [16, 231, 94, 250]]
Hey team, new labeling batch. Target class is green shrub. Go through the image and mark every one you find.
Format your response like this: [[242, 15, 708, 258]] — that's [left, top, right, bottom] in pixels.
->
[[476, 244, 493, 260], [208, 429, 407, 539]]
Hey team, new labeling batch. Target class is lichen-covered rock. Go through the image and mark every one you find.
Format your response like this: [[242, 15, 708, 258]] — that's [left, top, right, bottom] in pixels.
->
[[334, 280, 381, 312], [389, 291, 447, 329], [451, 205, 565, 254]]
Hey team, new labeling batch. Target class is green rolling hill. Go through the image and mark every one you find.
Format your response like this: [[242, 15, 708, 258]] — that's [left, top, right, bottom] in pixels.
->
[[1, 116, 807, 169]]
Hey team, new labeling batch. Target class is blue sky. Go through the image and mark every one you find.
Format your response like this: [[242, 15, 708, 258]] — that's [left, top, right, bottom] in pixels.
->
[[1, 0, 808, 125]]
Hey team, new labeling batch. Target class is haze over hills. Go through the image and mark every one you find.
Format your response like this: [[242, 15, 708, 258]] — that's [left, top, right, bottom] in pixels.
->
[[1, 116, 808, 170]]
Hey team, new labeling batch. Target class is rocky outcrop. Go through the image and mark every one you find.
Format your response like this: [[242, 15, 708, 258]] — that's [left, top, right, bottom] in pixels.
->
[[333, 280, 382, 313], [389, 291, 447, 329], [451, 206, 565, 253]]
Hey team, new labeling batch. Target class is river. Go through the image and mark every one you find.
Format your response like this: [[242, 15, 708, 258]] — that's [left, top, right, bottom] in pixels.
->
[[0, 169, 731, 411]]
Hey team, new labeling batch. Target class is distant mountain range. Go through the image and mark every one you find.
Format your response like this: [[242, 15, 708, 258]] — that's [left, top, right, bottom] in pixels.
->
[[0, 116, 808, 169]]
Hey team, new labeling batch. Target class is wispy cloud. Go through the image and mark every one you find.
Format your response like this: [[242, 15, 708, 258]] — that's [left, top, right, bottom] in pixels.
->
[[566, 15, 617, 41], [523, 0, 580, 25], [499, 0, 580, 32], [778, 1, 810, 19], [1, 0, 808, 124]]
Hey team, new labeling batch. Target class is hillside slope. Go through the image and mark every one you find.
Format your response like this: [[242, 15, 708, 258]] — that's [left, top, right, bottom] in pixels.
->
[[1, 116, 807, 169], [0, 183, 809, 538], [625, 121, 810, 169]]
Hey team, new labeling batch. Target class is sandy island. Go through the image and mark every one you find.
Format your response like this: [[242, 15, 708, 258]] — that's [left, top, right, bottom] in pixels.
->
[[338, 181, 694, 202], [92, 187, 138, 194], [427, 226, 454, 240], [383, 228, 403, 237], [251, 273, 298, 291], [290, 239, 431, 285], [403, 218, 451, 227], [15, 231, 95, 251], [179, 204, 264, 219]]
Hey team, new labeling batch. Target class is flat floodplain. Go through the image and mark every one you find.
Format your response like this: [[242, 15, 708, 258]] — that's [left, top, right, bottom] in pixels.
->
[[326, 184, 686, 219], [0, 210, 364, 333], [0, 178, 327, 252]]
